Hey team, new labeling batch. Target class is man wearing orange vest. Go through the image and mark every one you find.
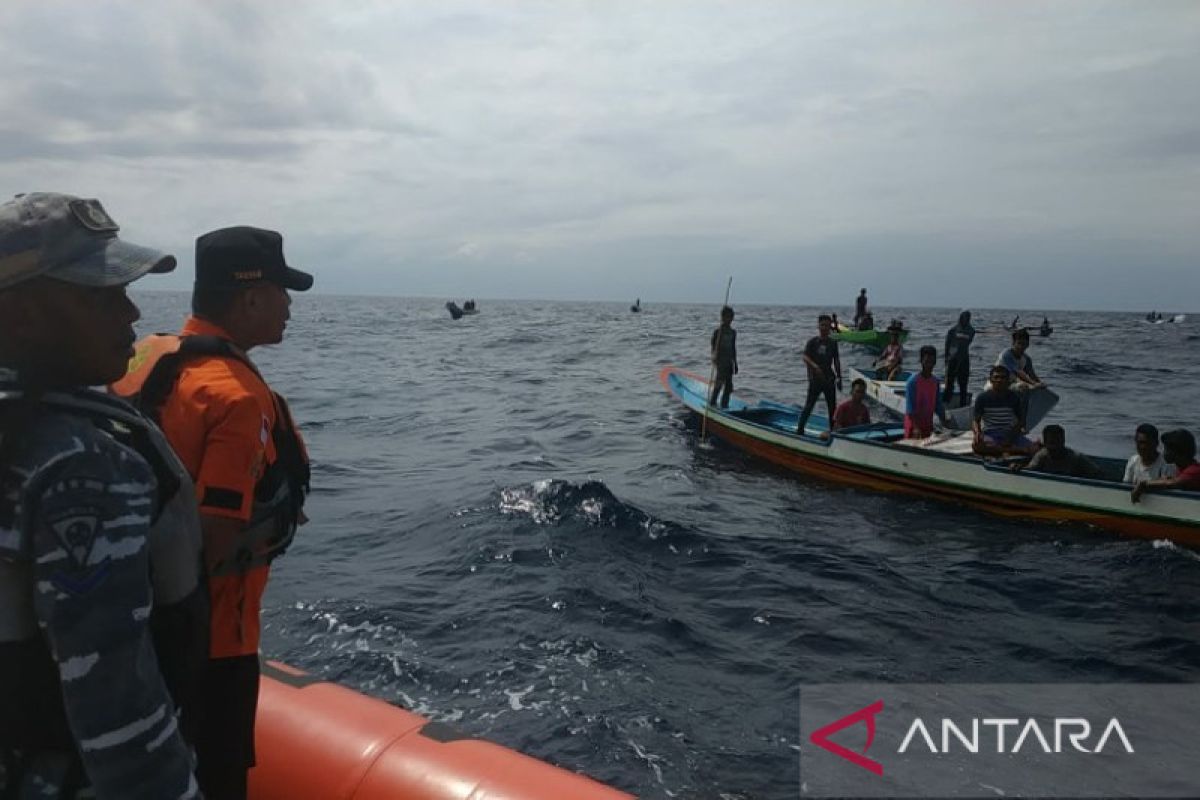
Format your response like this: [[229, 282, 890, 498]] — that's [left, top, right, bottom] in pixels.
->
[[113, 226, 312, 799]]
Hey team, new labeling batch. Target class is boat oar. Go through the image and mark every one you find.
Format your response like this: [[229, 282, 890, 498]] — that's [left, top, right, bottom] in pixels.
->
[[700, 276, 734, 442]]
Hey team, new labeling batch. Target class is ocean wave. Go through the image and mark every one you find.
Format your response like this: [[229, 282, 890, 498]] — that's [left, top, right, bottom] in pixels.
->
[[498, 478, 681, 542]]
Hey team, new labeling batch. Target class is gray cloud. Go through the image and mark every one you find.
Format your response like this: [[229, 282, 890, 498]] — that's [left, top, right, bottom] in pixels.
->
[[2, 0, 1198, 310]]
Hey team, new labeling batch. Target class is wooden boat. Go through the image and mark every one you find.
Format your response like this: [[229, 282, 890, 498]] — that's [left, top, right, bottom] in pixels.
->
[[847, 367, 1060, 432], [250, 661, 631, 799], [660, 366, 1200, 546], [832, 323, 908, 353]]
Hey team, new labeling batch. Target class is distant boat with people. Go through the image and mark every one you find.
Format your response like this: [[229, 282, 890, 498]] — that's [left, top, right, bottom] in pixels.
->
[[832, 318, 907, 354], [446, 299, 479, 320], [1144, 312, 1186, 325], [661, 366, 1200, 546]]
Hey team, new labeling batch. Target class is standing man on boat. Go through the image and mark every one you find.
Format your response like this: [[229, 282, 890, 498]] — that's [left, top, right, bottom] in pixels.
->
[[796, 314, 842, 436], [942, 310, 975, 408], [904, 346, 949, 439], [112, 226, 312, 799], [0, 193, 204, 798], [853, 288, 868, 328], [709, 306, 738, 409]]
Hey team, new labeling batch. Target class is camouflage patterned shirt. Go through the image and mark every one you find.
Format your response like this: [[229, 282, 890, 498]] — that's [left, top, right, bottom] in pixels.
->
[[0, 378, 199, 799]]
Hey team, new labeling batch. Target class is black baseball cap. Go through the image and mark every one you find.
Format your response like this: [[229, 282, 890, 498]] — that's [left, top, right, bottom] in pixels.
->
[[194, 226, 313, 291]]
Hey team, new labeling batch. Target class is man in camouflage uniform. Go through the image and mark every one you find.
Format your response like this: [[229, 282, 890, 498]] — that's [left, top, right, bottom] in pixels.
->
[[0, 193, 203, 798]]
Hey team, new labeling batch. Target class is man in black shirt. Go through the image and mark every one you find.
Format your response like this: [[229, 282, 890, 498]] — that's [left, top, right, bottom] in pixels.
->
[[853, 288, 868, 328], [796, 314, 842, 436], [709, 306, 738, 408], [942, 310, 975, 407]]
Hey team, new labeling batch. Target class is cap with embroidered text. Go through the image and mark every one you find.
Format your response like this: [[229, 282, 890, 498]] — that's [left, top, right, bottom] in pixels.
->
[[195, 227, 313, 292]]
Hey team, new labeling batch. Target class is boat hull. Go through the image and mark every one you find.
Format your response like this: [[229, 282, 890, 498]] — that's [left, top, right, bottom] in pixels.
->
[[661, 366, 1200, 546]]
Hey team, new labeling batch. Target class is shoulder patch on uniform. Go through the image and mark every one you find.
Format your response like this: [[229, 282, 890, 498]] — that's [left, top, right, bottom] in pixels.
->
[[41, 476, 120, 595]]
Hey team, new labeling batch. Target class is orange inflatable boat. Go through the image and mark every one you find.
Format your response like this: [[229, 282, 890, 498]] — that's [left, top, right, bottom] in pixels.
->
[[249, 661, 633, 800]]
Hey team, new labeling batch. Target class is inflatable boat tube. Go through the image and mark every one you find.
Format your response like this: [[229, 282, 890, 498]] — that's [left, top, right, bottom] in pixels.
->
[[249, 661, 632, 800]]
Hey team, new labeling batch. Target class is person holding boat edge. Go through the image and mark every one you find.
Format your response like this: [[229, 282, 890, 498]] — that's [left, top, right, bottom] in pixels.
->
[[1018, 424, 1102, 479], [709, 306, 738, 409], [972, 365, 1038, 457], [1123, 424, 1176, 484], [904, 346, 948, 439], [1132, 429, 1200, 502], [112, 226, 313, 799], [797, 314, 842, 436]]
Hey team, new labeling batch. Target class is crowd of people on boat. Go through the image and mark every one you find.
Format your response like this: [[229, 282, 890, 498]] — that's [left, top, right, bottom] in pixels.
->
[[707, 290, 1199, 500], [2, 193, 312, 797]]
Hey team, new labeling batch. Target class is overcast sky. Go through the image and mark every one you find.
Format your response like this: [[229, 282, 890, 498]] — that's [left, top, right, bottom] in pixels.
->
[[2, 1, 1198, 310]]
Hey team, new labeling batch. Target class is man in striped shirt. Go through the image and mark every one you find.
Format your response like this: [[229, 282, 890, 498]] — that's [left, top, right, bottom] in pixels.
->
[[971, 365, 1039, 457]]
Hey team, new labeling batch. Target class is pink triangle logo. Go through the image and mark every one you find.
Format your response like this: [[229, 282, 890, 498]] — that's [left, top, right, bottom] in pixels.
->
[[809, 700, 885, 776]]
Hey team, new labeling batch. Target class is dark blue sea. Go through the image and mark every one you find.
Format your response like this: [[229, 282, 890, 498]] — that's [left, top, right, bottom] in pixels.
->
[[133, 293, 1200, 800]]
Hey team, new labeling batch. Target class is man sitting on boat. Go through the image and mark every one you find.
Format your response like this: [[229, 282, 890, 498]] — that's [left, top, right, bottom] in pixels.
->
[[996, 328, 1045, 390], [1017, 424, 1102, 479], [796, 314, 843, 436], [830, 378, 871, 433], [904, 346, 948, 439], [972, 365, 1039, 457], [1131, 429, 1200, 502], [874, 325, 905, 380], [1123, 424, 1177, 484]]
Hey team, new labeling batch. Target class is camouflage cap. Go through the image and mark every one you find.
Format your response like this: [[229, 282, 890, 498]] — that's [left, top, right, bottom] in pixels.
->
[[0, 192, 175, 290]]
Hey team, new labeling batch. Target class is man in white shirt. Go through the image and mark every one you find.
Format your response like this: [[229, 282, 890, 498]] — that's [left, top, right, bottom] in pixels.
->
[[1124, 423, 1177, 484]]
